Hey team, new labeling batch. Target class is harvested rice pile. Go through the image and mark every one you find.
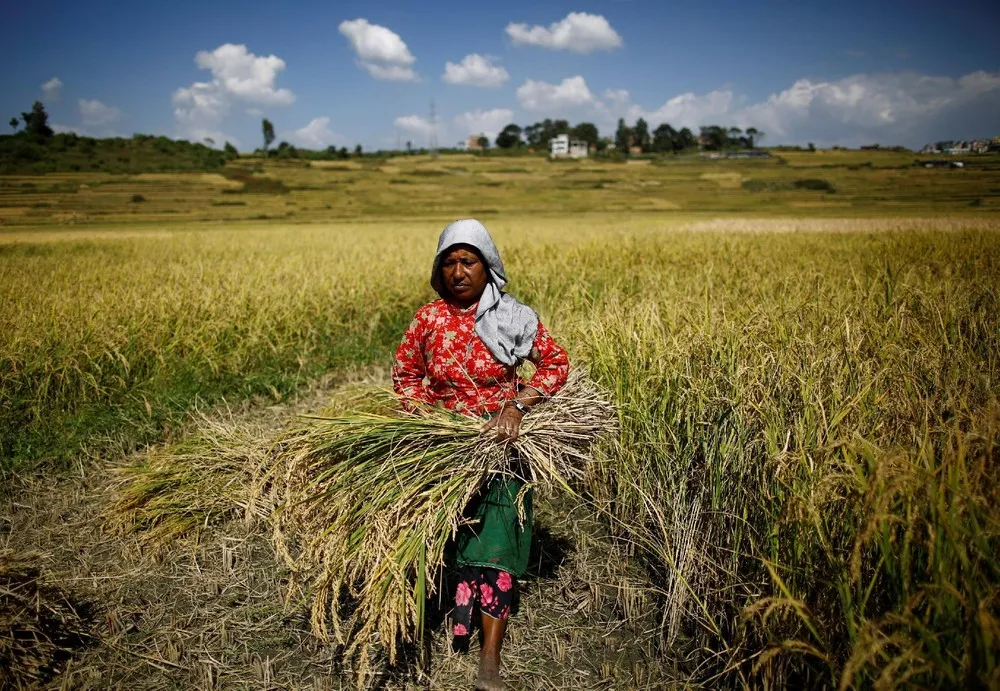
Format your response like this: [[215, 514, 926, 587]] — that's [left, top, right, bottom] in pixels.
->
[[0, 550, 96, 688], [107, 412, 275, 549], [262, 371, 615, 677]]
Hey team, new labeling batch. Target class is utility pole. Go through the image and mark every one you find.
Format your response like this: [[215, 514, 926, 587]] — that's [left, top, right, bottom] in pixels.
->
[[429, 98, 439, 158]]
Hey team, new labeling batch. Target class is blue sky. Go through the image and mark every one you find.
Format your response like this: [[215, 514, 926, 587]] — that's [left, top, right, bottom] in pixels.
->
[[2, 0, 998, 150]]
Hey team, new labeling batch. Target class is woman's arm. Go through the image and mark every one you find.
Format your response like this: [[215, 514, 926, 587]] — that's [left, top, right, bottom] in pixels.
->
[[487, 321, 569, 441], [392, 311, 433, 410], [524, 321, 570, 398]]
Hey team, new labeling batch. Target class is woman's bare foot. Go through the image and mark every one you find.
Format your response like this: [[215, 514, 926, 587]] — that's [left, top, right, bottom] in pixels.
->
[[475, 653, 504, 690], [477, 611, 506, 689]]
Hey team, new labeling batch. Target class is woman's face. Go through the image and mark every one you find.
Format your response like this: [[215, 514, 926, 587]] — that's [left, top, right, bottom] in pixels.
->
[[441, 245, 488, 306]]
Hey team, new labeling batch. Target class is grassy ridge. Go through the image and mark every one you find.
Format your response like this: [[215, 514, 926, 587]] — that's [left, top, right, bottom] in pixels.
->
[[2, 216, 998, 686], [0, 132, 230, 175]]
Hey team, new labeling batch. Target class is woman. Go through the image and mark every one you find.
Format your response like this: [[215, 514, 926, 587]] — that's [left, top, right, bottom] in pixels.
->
[[392, 219, 569, 690]]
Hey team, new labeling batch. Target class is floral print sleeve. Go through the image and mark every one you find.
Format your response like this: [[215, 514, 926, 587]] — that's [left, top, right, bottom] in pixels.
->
[[392, 307, 434, 410], [525, 321, 569, 396], [392, 300, 569, 415]]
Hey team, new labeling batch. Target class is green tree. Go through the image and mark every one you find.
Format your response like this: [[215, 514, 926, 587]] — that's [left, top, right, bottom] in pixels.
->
[[570, 122, 599, 149], [727, 127, 742, 147], [745, 127, 760, 148], [524, 119, 570, 149], [633, 118, 651, 152], [551, 119, 570, 141], [652, 123, 678, 153], [354, 144, 363, 157], [678, 127, 695, 150], [9, 117, 18, 132], [523, 122, 541, 148], [476, 135, 490, 150], [262, 118, 275, 152], [614, 118, 631, 153], [495, 124, 523, 149], [275, 141, 298, 158], [223, 141, 239, 159], [699, 125, 727, 151], [21, 101, 54, 138]]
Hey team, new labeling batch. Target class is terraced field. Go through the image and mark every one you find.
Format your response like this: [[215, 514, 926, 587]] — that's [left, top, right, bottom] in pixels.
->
[[1, 150, 998, 228]]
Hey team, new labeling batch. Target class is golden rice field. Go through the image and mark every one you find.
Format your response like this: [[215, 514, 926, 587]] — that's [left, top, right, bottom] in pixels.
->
[[1, 154, 999, 688]]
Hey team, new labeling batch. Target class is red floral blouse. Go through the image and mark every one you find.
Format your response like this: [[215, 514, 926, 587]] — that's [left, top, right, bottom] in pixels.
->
[[392, 299, 569, 416]]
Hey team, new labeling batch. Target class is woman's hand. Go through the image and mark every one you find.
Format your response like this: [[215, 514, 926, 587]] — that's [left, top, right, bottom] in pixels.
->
[[481, 405, 525, 442]]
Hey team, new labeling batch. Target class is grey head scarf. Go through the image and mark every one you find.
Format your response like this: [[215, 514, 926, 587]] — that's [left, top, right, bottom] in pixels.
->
[[430, 219, 538, 366]]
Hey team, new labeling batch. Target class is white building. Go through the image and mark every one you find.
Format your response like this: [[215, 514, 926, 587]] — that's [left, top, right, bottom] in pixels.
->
[[549, 134, 588, 159]]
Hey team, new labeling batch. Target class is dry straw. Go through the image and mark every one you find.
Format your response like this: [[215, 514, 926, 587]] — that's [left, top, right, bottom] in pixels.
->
[[107, 412, 275, 549], [259, 370, 615, 678], [0, 550, 96, 687]]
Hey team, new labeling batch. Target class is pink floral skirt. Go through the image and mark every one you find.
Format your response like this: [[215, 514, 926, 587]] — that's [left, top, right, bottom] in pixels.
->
[[451, 566, 515, 637]]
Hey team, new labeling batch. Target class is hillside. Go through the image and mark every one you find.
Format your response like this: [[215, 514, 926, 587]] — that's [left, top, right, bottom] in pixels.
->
[[0, 149, 998, 227], [0, 132, 231, 175]]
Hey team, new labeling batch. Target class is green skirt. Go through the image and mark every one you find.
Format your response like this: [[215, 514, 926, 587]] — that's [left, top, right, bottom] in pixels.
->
[[452, 475, 533, 577]]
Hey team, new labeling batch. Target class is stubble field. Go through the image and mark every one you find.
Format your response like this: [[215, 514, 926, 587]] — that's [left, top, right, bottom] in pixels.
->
[[1, 152, 998, 689]]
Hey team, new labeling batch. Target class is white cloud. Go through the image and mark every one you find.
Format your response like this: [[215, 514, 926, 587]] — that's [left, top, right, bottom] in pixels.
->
[[79, 99, 123, 126], [506, 12, 622, 53], [394, 114, 435, 138], [50, 123, 123, 139], [395, 108, 515, 147], [442, 54, 509, 87], [173, 43, 294, 144], [193, 43, 295, 105], [339, 18, 418, 82], [603, 69, 1000, 148], [282, 117, 345, 149], [603, 88, 630, 105], [41, 77, 63, 101], [629, 90, 736, 129], [173, 81, 230, 142], [362, 62, 419, 81], [49, 98, 124, 137], [517, 75, 594, 111], [453, 108, 514, 140]]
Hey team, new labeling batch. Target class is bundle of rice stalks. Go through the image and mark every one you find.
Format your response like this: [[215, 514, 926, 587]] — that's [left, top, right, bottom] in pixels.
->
[[262, 370, 615, 677], [0, 550, 96, 688], [107, 412, 275, 548]]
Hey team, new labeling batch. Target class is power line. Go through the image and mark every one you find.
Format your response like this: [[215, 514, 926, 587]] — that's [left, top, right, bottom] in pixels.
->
[[429, 98, 439, 158]]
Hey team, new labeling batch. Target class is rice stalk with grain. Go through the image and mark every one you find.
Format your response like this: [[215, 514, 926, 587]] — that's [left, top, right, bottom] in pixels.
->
[[260, 370, 615, 677], [106, 411, 276, 548]]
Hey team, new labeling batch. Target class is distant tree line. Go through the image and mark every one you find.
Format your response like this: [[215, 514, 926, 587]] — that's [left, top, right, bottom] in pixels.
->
[[3, 100, 777, 174], [253, 118, 364, 161], [491, 117, 764, 155]]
